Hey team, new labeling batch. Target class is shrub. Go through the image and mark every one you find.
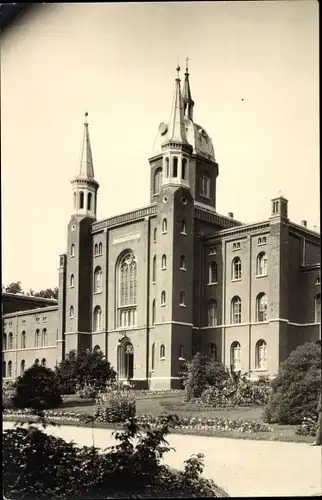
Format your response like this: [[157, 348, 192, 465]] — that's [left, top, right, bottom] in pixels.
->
[[75, 383, 98, 399], [55, 348, 116, 395], [296, 416, 318, 437], [94, 390, 136, 423], [3, 415, 229, 498], [13, 365, 62, 411], [263, 342, 321, 424], [182, 353, 209, 401], [2, 381, 16, 409]]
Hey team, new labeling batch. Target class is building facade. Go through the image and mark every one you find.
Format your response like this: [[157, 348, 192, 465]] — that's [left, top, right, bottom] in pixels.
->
[[3, 64, 321, 389]]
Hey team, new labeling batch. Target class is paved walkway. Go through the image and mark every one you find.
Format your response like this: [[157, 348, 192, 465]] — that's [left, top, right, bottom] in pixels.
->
[[3, 422, 322, 497]]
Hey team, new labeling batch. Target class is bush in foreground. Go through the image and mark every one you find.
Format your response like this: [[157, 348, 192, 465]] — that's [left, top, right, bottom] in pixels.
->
[[263, 342, 321, 425], [3, 415, 229, 498], [13, 365, 62, 411], [2, 380, 16, 409]]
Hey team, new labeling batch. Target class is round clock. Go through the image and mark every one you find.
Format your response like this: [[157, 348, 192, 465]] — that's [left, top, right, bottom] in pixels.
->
[[159, 122, 168, 136]]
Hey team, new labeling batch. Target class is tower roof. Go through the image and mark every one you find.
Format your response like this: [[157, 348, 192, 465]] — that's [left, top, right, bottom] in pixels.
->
[[182, 57, 194, 119], [165, 65, 188, 144], [77, 112, 95, 180]]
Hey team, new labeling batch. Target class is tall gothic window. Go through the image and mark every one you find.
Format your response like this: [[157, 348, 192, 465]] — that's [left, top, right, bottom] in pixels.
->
[[255, 340, 267, 370], [87, 192, 92, 211], [79, 191, 84, 209], [41, 328, 47, 347], [209, 261, 217, 284], [152, 299, 156, 325], [162, 218, 167, 234], [256, 252, 268, 276], [173, 157, 178, 177], [160, 344, 165, 358], [8, 361, 12, 378], [209, 342, 217, 359], [94, 267, 102, 293], [231, 296, 242, 324], [3, 334, 7, 351], [161, 254, 167, 269], [208, 299, 217, 326], [70, 274, 75, 287], [34, 329, 40, 348], [231, 341, 241, 371], [153, 168, 162, 195], [256, 293, 268, 322], [20, 360, 25, 375], [69, 306, 74, 319], [151, 343, 155, 370], [8, 332, 13, 350], [180, 255, 187, 270], [181, 220, 186, 234], [165, 157, 170, 178], [71, 244, 75, 257], [232, 257, 242, 280], [152, 255, 156, 282], [118, 252, 137, 328]]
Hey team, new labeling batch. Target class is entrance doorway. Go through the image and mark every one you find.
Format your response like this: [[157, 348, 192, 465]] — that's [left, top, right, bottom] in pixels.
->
[[118, 339, 134, 379]]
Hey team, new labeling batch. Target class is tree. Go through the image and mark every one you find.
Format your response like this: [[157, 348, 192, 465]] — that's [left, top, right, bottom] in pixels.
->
[[182, 353, 208, 401], [4, 281, 23, 294], [13, 365, 63, 411], [263, 342, 321, 425], [33, 287, 59, 300], [55, 348, 116, 394]]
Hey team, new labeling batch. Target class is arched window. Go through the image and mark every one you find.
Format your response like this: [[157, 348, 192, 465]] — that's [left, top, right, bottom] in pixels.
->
[[209, 342, 217, 359], [93, 345, 101, 353], [173, 157, 178, 177], [152, 255, 156, 282], [73, 192, 77, 208], [209, 261, 217, 284], [182, 158, 187, 179], [79, 191, 84, 209], [181, 220, 186, 234], [35, 359, 39, 366], [208, 299, 217, 326], [315, 294, 321, 323], [161, 254, 167, 269], [160, 344, 165, 358], [71, 244, 75, 257], [8, 361, 12, 378], [34, 329, 40, 347], [3, 361, 6, 377], [98, 242, 103, 255], [21, 331, 26, 349], [41, 358, 46, 367], [153, 228, 157, 243], [231, 296, 242, 324], [69, 306, 74, 319], [153, 168, 162, 195], [232, 257, 242, 280], [162, 218, 167, 234], [257, 252, 268, 276], [165, 157, 170, 178], [8, 332, 13, 350], [118, 252, 137, 328], [161, 291, 166, 306], [94, 243, 98, 255], [3, 334, 7, 351], [87, 192, 92, 211], [179, 344, 184, 359], [94, 267, 102, 293], [255, 340, 267, 370], [152, 299, 156, 325], [41, 328, 47, 347], [179, 291, 186, 306], [70, 274, 75, 287], [93, 306, 102, 332], [230, 342, 241, 371], [180, 255, 187, 270], [151, 343, 155, 370], [257, 293, 268, 322], [20, 360, 25, 375]]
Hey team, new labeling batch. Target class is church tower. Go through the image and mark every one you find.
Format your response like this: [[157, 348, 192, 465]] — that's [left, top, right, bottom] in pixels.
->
[[62, 113, 99, 355]]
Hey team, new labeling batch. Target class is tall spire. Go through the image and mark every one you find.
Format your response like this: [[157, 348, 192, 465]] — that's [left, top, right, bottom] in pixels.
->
[[78, 112, 95, 180], [166, 64, 187, 143], [182, 57, 194, 120]]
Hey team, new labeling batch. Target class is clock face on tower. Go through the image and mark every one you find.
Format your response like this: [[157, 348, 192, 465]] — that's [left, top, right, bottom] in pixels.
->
[[159, 122, 168, 136]]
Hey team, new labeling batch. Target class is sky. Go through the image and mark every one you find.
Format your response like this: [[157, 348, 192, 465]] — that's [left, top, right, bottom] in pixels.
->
[[1, 1, 319, 292]]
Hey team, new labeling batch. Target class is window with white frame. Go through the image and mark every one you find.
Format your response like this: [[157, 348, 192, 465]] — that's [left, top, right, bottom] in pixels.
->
[[180, 255, 187, 270], [161, 254, 167, 270], [179, 291, 186, 306], [256, 293, 268, 322], [71, 244, 75, 257], [232, 257, 242, 280], [255, 340, 267, 370], [153, 168, 162, 195], [8, 332, 13, 350], [161, 291, 166, 306], [34, 330, 40, 348], [231, 296, 242, 324], [200, 175, 210, 198], [118, 252, 137, 328], [94, 267, 102, 293], [160, 344, 165, 359], [208, 261, 217, 284], [256, 252, 268, 276], [41, 328, 47, 347], [70, 274, 75, 288], [69, 306, 74, 319], [258, 236, 267, 246], [315, 294, 321, 323], [230, 341, 241, 371], [233, 242, 241, 251], [93, 306, 102, 331], [179, 344, 184, 359], [209, 342, 217, 359], [208, 299, 217, 326], [162, 218, 167, 234]]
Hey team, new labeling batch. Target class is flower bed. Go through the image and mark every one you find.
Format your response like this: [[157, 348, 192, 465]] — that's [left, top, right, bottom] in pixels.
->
[[296, 416, 318, 437], [3, 408, 271, 434]]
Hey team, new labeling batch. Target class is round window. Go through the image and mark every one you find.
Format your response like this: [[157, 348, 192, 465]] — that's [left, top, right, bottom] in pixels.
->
[[181, 197, 187, 205], [71, 224, 76, 231], [163, 196, 168, 203]]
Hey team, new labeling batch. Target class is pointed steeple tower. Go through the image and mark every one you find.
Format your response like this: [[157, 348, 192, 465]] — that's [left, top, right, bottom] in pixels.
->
[[160, 65, 192, 189], [71, 112, 99, 219], [182, 57, 194, 120]]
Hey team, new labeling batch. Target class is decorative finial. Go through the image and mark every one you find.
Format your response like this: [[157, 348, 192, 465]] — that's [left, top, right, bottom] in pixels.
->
[[185, 57, 189, 73], [84, 111, 88, 124], [176, 63, 181, 80]]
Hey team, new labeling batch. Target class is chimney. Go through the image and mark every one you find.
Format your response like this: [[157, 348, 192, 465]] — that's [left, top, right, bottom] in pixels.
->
[[301, 220, 307, 227], [228, 212, 234, 218]]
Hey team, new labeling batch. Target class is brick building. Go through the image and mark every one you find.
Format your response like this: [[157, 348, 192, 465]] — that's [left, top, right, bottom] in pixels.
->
[[2, 64, 321, 388]]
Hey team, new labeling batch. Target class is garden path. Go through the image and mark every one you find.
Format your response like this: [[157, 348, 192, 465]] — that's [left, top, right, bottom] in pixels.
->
[[3, 422, 321, 497]]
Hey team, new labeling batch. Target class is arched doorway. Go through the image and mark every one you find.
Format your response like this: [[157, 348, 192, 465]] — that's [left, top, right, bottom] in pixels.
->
[[118, 339, 134, 380]]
